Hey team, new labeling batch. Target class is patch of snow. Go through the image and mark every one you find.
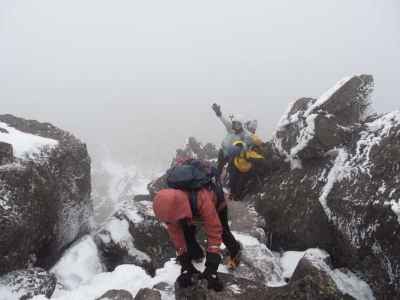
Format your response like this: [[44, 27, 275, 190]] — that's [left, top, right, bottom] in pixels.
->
[[290, 113, 318, 158], [319, 148, 349, 219], [100, 217, 150, 262], [0, 122, 58, 159], [228, 284, 242, 294], [303, 249, 375, 300], [0, 286, 22, 300], [331, 269, 375, 300], [233, 232, 285, 287], [38, 259, 181, 300], [279, 251, 306, 279], [304, 76, 352, 116], [49, 264, 152, 300], [390, 200, 400, 224], [51, 236, 104, 290]]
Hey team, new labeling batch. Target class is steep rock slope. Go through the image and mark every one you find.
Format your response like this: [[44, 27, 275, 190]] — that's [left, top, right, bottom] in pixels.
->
[[254, 75, 400, 298], [0, 114, 92, 274]]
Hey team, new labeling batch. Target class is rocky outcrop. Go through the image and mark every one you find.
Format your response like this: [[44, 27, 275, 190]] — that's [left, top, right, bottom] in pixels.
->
[[274, 75, 373, 161], [94, 198, 175, 276], [134, 288, 161, 300], [0, 142, 13, 165], [96, 289, 134, 300], [254, 74, 400, 298], [0, 267, 56, 300], [0, 114, 92, 274]]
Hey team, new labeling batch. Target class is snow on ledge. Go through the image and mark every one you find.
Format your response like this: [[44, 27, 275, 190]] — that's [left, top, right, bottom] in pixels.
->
[[0, 121, 58, 159], [304, 76, 352, 117]]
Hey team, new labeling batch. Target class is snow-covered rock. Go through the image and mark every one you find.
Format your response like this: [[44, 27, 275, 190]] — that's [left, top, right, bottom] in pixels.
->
[[0, 268, 56, 300], [0, 114, 92, 274], [94, 198, 175, 276], [254, 75, 400, 298], [274, 74, 373, 162]]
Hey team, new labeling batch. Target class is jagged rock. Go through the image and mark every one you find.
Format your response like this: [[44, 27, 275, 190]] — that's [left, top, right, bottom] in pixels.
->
[[287, 249, 373, 300], [0, 267, 56, 300], [175, 273, 269, 300], [0, 141, 13, 165], [255, 75, 400, 298], [173, 137, 219, 164], [0, 114, 92, 274], [134, 288, 161, 300], [274, 75, 374, 160], [96, 289, 134, 300], [147, 174, 167, 200], [95, 199, 174, 276]]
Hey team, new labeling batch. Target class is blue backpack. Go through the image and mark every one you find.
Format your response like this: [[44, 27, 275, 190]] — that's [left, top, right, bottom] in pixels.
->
[[166, 159, 223, 216]]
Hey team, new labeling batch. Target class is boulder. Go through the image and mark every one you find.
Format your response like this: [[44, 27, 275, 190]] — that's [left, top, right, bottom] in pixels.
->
[[134, 288, 161, 300], [274, 75, 374, 161], [0, 114, 92, 274], [0, 267, 56, 300], [95, 198, 175, 276], [96, 289, 134, 300], [0, 141, 13, 165]]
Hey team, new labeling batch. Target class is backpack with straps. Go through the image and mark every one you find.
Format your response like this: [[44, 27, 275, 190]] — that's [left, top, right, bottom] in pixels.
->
[[166, 159, 224, 216]]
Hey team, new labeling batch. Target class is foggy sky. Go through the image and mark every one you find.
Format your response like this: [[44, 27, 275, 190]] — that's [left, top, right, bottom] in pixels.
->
[[1, 0, 399, 170]]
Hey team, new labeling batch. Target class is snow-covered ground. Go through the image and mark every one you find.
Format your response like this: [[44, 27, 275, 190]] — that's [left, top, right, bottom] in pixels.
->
[[0, 121, 58, 159]]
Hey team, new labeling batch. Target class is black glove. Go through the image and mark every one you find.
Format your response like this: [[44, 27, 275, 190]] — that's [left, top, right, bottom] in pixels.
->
[[212, 103, 222, 117], [200, 252, 224, 292], [177, 253, 200, 288]]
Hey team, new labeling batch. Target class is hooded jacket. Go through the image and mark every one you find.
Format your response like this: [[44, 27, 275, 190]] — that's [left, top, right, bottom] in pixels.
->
[[153, 188, 224, 255], [218, 114, 254, 157]]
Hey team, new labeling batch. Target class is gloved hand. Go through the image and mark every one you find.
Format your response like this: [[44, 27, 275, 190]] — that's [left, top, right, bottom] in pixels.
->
[[200, 252, 224, 292], [177, 253, 200, 288], [212, 103, 222, 117]]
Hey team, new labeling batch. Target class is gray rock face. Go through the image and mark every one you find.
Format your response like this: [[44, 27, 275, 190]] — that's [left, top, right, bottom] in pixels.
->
[[254, 75, 400, 298], [0, 114, 92, 274], [274, 75, 374, 160], [96, 289, 134, 300], [134, 288, 161, 300], [0, 142, 13, 165], [0, 267, 56, 300]]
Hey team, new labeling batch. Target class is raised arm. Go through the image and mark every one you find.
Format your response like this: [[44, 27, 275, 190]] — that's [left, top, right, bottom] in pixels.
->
[[212, 103, 233, 133]]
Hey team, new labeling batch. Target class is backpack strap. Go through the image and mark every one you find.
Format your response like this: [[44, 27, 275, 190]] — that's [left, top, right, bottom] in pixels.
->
[[189, 190, 199, 217]]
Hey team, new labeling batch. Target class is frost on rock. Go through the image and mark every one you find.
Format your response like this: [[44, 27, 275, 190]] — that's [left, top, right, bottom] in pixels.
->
[[273, 74, 374, 165], [96, 216, 151, 268], [232, 232, 285, 287], [301, 249, 375, 300], [0, 121, 58, 159], [390, 200, 400, 224]]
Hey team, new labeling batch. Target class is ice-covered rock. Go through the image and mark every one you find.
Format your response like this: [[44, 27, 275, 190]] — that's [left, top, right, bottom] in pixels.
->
[[94, 198, 175, 276], [254, 75, 400, 298], [0, 114, 92, 274], [274, 75, 373, 162], [0, 267, 56, 300]]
